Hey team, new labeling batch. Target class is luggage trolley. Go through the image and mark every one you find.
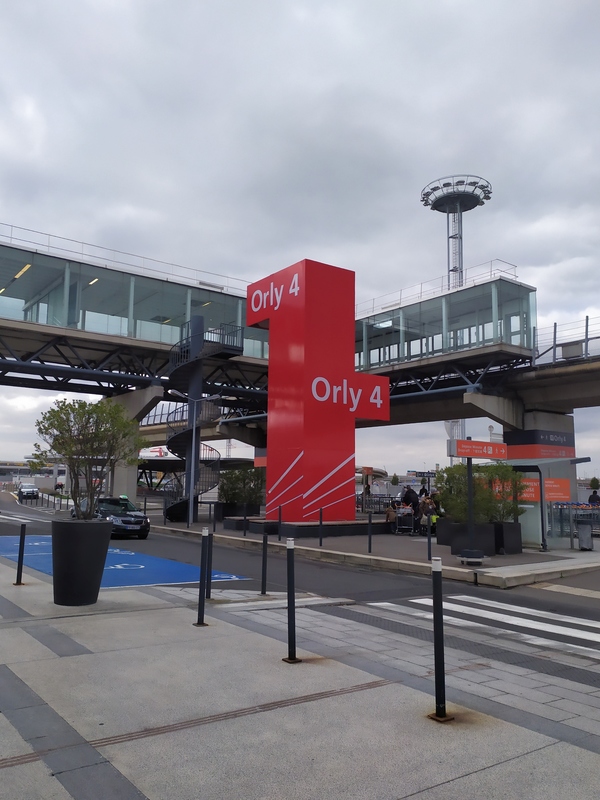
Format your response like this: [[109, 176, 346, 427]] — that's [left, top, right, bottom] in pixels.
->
[[395, 505, 414, 535]]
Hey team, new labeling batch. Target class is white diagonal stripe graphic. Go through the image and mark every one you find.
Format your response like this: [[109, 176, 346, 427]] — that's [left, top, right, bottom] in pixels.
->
[[266, 475, 304, 510], [268, 451, 303, 495], [303, 492, 356, 518], [303, 453, 354, 499], [303, 476, 355, 509]]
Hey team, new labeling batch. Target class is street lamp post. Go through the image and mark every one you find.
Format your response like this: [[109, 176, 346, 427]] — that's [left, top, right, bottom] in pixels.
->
[[168, 389, 219, 528]]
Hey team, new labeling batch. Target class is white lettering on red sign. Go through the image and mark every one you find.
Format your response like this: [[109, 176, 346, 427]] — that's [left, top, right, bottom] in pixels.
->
[[311, 376, 377, 414], [250, 273, 301, 314]]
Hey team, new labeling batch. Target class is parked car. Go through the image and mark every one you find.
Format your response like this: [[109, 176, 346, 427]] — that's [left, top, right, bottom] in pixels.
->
[[71, 496, 150, 539], [18, 483, 39, 501]]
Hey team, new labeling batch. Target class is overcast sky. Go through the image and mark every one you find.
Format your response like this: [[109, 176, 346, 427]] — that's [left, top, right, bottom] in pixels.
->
[[1, 1, 599, 479]]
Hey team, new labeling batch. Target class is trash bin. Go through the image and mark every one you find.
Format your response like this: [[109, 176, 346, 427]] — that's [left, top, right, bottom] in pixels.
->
[[578, 522, 594, 551]]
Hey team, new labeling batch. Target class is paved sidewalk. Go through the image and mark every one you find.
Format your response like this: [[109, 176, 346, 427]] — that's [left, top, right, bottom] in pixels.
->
[[2, 554, 600, 798]]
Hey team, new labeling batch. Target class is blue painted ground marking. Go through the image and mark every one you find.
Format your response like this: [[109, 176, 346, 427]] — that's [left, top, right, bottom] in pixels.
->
[[0, 536, 249, 588]]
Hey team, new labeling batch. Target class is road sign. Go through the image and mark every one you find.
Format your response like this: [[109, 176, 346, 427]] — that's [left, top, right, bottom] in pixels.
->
[[447, 440, 507, 459], [415, 471, 437, 478]]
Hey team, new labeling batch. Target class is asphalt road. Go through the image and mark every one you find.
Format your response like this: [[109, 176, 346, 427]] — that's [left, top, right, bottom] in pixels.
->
[[3, 490, 600, 629]]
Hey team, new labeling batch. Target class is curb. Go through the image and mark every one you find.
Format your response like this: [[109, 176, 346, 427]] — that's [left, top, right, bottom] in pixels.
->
[[153, 524, 600, 588]]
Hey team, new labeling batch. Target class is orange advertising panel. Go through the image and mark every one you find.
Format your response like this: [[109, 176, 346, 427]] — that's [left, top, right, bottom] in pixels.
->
[[518, 478, 571, 503], [506, 444, 576, 460], [520, 478, 540, 502], [544, 478, 571, 502]]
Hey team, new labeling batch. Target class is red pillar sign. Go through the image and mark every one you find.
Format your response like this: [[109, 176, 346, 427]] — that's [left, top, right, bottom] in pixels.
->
[[247, 259, 389, 522]]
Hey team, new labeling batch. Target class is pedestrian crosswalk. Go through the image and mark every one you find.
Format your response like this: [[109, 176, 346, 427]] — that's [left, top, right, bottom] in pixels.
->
[[368, 594, 600, 661]]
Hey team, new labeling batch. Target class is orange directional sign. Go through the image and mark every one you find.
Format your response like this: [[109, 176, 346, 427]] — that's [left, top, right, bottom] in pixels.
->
[[448, 439, 507, 459]]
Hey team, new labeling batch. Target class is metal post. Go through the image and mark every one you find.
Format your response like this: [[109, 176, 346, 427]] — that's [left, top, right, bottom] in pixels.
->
[[260, 533, 268, 595], [467, 455, 474, 550], [13, 524, 26, 586], [206, 531, 213, 599], [282, 539, 301, 663], [585, 315, 590, 358], [278, 505, 282, 541], [243, 503, 247, 537], [319, 508, 323, 547], [368, 511, 372, 554], [143, 496, 147, 515], [188, 398, 197, 529], [429, 557, 453, 722], [194, 528, 209, 627]]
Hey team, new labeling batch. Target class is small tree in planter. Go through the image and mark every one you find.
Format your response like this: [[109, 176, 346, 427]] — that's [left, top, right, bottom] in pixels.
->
[[30, 398, 146, 606], [216, 467, 265, 522], [31, 399, 146, 519], [435, 463, 525, 555]]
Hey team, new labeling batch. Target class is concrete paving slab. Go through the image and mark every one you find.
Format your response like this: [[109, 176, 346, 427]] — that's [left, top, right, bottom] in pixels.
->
[[0, 573, 174, 619], [100, 682, 560, 800], [9, 610, 389, 742], [405, 740, 600, 799], [0, 627, 60, 666], [0, 711, 34, 758], [2, 761, 75, 800]]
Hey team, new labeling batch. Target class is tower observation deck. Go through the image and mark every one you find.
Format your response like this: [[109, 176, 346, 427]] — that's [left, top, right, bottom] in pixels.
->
[[421, 175, 492, 289]]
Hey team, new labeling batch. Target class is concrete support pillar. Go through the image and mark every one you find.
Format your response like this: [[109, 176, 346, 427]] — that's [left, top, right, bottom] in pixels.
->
[[462, 392, 523, 430], [108, 385, 164, 500]]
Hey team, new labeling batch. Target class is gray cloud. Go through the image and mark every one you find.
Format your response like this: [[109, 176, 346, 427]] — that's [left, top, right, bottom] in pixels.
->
[[0, 1, 599, 475]]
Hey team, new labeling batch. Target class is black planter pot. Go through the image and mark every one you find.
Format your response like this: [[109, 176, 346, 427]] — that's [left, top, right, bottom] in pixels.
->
[[435, 518, 461, 546], [450, 523, 496, 557], [51, 519, 112, 606], [494, 522, 523, 555], [214, 502, 261, 522]]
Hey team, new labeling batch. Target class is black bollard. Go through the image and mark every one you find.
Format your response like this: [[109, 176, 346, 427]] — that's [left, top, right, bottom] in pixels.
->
[[206, 530, 213, 599], [427, 515, 432, 562], [243, 503, 247, 536], [429, 557, 453, 722], [13, 524, 26, 586], [282, 538, 302, 664], [260, 533, 268, 595], [368, 511, 372, 554], [194, 529, 209, 627], [319, 508, 323, 547], [278, 505, 282, 542]]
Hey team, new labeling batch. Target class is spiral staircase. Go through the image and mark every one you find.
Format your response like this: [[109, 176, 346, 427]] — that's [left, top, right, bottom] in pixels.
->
[[163, 320, 243, 522]]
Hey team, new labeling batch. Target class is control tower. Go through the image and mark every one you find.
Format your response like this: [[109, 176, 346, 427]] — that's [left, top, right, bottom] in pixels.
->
[[421, 175, 492, 289]]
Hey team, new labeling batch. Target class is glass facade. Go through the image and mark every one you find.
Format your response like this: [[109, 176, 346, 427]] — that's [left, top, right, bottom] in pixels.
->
[[356, 277, 536, 369], [0, 243, 270, 354], [0, 243, 533, 370]]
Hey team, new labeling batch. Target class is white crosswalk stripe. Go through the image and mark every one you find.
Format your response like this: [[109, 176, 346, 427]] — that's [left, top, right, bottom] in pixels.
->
[[0, 512, 47, 525], [368, 595, 600, 661]]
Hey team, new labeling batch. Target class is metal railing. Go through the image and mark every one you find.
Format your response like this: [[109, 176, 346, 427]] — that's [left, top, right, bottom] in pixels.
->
[[0, 222, 249, 295], [534, 316, 600, 365], [355, 260, 519, 319], [165, 401, 221, 440], [168, 323, 244, 372]]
